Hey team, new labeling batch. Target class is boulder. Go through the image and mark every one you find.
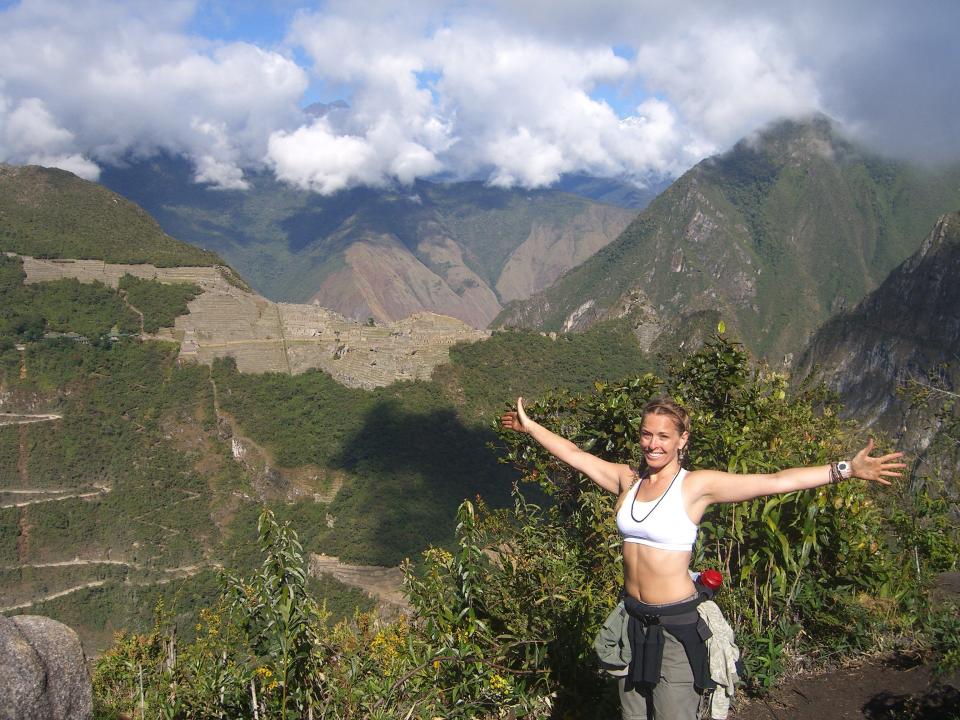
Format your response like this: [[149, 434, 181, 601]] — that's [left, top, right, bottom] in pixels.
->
[[0, 615, 92, 720]]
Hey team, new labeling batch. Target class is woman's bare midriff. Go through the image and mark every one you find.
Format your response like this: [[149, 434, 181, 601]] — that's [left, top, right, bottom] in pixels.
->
[[622, 542, 696, 604]]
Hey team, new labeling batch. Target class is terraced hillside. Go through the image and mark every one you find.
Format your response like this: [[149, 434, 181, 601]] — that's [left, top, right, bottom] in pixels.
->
[[18, 254, 489, 388]]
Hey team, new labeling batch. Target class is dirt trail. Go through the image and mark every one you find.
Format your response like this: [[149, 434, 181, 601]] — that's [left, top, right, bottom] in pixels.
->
[[0, 413, 63, 426], [731, 656, 958, 720], [733, 574, 960, 720], [16, 508, 29, 563], [0, 563, 216, 613], [1, 484, 111, 509], [17, 424, 28, 485], [0, 579, 109, 611], [119, 291, 145, 335]]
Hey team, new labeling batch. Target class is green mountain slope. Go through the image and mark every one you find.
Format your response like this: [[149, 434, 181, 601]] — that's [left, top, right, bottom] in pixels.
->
[[495, 116, 960, 360], [1, 214, 653, 657], [0, 164, 221, 267], [99, 158, 636, 327]]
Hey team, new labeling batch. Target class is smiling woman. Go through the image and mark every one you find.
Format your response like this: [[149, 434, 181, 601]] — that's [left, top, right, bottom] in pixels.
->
[[500, 393, 904, 720]]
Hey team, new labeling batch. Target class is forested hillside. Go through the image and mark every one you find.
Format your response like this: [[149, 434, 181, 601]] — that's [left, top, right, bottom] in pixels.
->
[[0, 164, 222, 267], [0, 246, 653, 653]]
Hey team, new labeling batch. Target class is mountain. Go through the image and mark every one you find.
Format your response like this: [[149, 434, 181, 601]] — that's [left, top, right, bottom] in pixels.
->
[[553, 172, 671, 209], [0, 164, 221, 267], [0, 166, 654, 653], [494, 115, 960, 361], [99, 158, 636, 328], [795, 212, 960, 438]]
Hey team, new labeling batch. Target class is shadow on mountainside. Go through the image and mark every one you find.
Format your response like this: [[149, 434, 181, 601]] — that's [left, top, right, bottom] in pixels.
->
[[321, 399, 518, 566]]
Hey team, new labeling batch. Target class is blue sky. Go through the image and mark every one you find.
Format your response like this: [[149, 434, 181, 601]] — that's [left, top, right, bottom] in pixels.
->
[[1, 1, 957, 192]]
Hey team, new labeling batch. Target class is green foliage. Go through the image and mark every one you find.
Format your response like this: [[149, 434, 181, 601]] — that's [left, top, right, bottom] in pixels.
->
[[0, 255, 139, 342], [439, 325, 651, 420], [93, 507, 559, 719], [91, 334, 960, 716], [0, 507, 20, 565], [493, 334, 930, 691], [0, 164, 220, 266], [211, 361, 516, 565], [118, 275, 201, 333]]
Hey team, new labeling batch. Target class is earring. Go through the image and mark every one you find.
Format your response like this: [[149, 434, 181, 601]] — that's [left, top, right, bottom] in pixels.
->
[[679, 446, 688, 465]]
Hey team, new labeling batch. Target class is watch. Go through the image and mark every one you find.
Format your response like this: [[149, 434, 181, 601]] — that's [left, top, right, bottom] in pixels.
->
[[836, 460, 853, 479]]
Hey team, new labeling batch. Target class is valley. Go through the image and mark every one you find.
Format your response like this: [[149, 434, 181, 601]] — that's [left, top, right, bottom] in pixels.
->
[[101, 161, 639, 328], [2, 119, 959, 693]]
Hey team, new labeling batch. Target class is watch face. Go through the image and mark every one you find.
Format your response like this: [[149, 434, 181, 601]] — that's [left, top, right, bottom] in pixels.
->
[[837, 461, 850, 475]]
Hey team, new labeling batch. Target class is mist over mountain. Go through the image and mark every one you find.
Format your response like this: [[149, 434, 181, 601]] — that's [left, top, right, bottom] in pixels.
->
[[495, 115, 960, 361], [100, 158, 637, 328]]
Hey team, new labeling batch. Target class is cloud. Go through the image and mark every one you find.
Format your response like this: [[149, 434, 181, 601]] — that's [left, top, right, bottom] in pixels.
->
[[633, 21, 822, 150], [1, 0, 958, 195], [281, 11, 704, 190], [0, 95, 101, 179], [0, 0, 308, 188]]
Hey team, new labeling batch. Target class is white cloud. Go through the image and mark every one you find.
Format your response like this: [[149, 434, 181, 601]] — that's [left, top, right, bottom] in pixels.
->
[[281, 12, 702, 191], [0, 0, 308, 188], [27, 153, 102, 180], [1, 0, 957, 195], [634, 21, 822, 148], [0, 95, 101, 178]]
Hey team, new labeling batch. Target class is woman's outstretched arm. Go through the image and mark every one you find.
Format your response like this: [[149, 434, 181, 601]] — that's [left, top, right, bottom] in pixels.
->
[[689, 438, 905, 508], [500, 397, 631, 495]]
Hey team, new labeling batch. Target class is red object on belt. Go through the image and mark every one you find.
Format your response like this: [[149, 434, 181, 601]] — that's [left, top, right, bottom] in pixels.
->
[[700, 569, 723, 590]]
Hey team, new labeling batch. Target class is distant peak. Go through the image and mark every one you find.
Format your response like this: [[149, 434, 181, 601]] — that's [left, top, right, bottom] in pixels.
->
[[303, 100, 350, 118]]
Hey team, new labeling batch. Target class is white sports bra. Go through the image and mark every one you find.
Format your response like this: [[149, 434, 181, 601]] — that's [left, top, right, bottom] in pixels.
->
[[615, 468, 698, 552]]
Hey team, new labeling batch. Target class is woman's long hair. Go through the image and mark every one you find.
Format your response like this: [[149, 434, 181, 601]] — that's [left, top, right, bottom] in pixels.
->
[[613, 397, 691, 514]]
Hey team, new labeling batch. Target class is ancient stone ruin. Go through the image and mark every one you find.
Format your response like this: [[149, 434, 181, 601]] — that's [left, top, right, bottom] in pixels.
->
[[18, 255, 490, 388]]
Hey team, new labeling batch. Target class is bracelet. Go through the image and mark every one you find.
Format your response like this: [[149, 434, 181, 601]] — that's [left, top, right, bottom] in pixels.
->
[[828, 462, 843, 484], [828, 461, 854, 484]]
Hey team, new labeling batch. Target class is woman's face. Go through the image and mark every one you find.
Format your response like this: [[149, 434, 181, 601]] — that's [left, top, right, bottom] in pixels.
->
[[639, 413, 688, 470]]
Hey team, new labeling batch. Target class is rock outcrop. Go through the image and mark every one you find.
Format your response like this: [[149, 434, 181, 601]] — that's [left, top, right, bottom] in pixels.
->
[[0, 615, 92, 720]]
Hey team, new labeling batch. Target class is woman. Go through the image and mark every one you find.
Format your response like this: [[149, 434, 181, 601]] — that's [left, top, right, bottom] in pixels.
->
[[500, 395, 904, 720]]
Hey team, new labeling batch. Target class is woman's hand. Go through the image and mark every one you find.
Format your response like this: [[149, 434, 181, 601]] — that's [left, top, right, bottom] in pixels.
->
[[500, 397, 531, 434], [850, 438, 906, 485]]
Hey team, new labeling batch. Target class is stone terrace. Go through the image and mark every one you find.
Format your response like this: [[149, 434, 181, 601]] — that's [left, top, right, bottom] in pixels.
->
[[18, 255, 489, 388]]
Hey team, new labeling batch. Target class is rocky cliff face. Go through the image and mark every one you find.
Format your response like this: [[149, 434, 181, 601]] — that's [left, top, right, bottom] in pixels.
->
[[495, 116, 960, 361], [796, 212, 960, 435]]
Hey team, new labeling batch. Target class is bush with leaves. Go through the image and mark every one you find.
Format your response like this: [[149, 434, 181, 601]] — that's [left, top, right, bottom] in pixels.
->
[[93, 333, 960, 718], [93, 506, 562, 719], [495, 333, 916, 690]]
